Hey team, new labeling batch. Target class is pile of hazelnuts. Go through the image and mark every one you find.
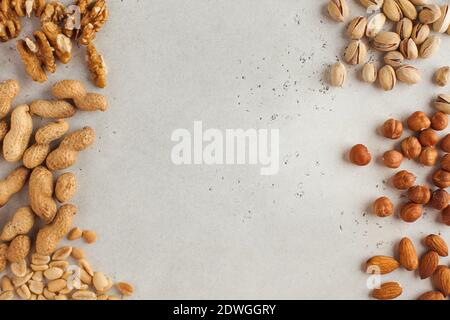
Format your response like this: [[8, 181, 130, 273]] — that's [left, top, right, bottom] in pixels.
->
[[349, 110, 450, 224]]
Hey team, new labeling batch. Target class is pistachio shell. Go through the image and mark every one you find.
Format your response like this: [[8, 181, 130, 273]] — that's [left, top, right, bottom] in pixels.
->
[[384, 51, 404, 67], [399, 38, 418, 60], [419, 4, 441, 24], [367, 13, 387, 38], [347, 17, 367, 39], [372, 31, 401, 52], [396, 18, 413, 39], [411, 23, 430, 45], [383, 0, 403, 22], [419, 35, 440, 58], [433, 5, 450, 33], [396, 65, 421, 84], [328, 0, 349, 22], [361, 63, 377, 83], [434, 95, 450, 114], [379, 65, 396, 91], [397, 0, 417, 21], [344, 40, 367, 65], [330, 62, 346, 87]]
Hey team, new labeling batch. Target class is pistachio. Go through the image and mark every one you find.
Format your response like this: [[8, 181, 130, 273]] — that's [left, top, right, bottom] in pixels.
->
[[383, 0, 403, 22], [410, 0, 431, 5], [396, 65, 421, 84], [360, 0, 384, 12], [433, 5, 450, 33], [328, 0, 349, 22], [435, 66, 450, 87], [372, 31, 401, 52], [399, 38, 418, 60], [434, 94, 450, 114], [419, 4, 441, 24], [398, 0, 417, 20], [419, 35, 440, 58], [366, 13, 387, 38], [362, 63, 377, 83], [411, 23, 430, 45], [396, 18, 413, 39], [330, 62, 346, 87], [347, 17, 367, 39], [384, 51, 404, 67], [379, 65, 396, 91], [344, 40, 367, 65]]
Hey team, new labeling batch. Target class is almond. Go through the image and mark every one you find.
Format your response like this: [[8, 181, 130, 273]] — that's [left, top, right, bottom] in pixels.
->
[[419, 251, 439, 279], [399, 237, 418, 271], [366, 256, 400, 274], [372, 282, 403, 300], [433, 266, 450, 296], [424, 234, 448, 257], [418, 291, 446, 300]]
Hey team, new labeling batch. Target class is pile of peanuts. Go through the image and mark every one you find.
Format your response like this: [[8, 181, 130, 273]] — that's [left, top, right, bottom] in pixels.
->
[[0, 79, 133, 300]]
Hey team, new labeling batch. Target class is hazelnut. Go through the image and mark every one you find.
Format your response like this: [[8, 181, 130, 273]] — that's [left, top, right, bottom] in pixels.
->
[[373, 197, 394, 218], [392, 170, 416, 190], [442, 207, 450, 226], [407, 185, 431, 204], [441, 154, 450, 171], [407, 111, 431, 132], [441, 134, 450, 153], [382, 150, 403, 168], [431, 112, 448, 131], [432, 169, 450, 188], [349, 144, 371, 166], [419, 147, 439, 166], [380, 119, 403, 139], [430, 189, 449, 210], [400, 202, 423, 223], [419, 129, 439, 147], [401, 136, 422, 159]]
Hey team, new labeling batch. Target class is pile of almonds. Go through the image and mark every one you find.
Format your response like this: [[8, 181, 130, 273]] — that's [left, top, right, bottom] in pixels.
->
[[367, 235, 450, 300], [327, 0, 450, 90]]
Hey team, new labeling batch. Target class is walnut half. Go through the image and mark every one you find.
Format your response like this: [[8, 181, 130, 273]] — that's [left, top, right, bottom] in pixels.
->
[[87, 42, 107, 88]]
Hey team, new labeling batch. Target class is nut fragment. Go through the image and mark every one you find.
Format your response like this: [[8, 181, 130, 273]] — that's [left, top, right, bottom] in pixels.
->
[[16, 40, 47, 83], [67, 227, 82, 241], [330, 62, 346, 87], [44, 267, 64, 281], [87, 42, 107, 88], [82, 230, 97, 244], [72, 290, 97, 300], [52, 246, 73, 261], [435, 67, 450, 87], [373, 196, 394, 217], [117, 282, 134, 296]]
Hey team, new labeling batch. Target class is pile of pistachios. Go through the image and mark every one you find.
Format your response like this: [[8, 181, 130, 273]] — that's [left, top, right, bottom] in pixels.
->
[[328, 0, 450, 90]]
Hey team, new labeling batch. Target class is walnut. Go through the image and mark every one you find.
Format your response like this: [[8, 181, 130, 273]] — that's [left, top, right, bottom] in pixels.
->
[[42, 21, 72, 64], [16, 39, 47, 83], [77, 0, 93, 15], [29, 0, 46, 17], [40, 1, 66, 24], [78, 0, 108, 45], [34, 30, 56, 73], [0, 1, 20, 42], [87, 42, 106, 88]]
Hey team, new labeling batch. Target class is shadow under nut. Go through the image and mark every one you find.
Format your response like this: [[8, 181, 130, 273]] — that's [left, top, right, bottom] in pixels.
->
[[29, 166, 57, 224], [0, 166, 30, 207], [36, 204, 77, 255], [30, 100, 76, 118], [0, 80, 20, 119], [3, 104, 33, 163]]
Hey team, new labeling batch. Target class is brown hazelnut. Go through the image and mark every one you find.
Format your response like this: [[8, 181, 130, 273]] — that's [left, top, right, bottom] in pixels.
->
[[419, 129, 439, 147], [373, 197, 394, 217], [441, 154, 450, 171], [401, 136, 422, 159], [349, 144, 371, 166], [407, 185, 431, 204], [442, 207, 450, 226], [430, 189, 449, 210], [400, 202, 423, 223], [441, 134, 450, 153], [392, 170, 416, 190], [431, 112, 448, 131], [419, 147, 439, 166], [432, 169, 450, 188], [380, 119, 403, 139], [382, 150, 403, 168], [407, 111, 431, 132]]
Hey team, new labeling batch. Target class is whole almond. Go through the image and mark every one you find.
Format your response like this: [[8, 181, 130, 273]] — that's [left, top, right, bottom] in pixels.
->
[[418, 291, 445, 300], [425, 235, 448, 257], [419, 251, 439, 279], [366, 256, 399, 274], [399, 237, 418, 271], [372, 282, 402, 300], [433, 266, 450, 296]]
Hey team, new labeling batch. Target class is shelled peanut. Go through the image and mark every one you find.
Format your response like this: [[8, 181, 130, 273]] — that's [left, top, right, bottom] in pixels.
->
[[327, 0, 450, 90], [0, 78, 133, 300]]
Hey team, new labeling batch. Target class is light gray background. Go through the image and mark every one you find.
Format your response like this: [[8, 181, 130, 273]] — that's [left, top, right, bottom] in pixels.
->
[[1, 0, 450, 300]]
